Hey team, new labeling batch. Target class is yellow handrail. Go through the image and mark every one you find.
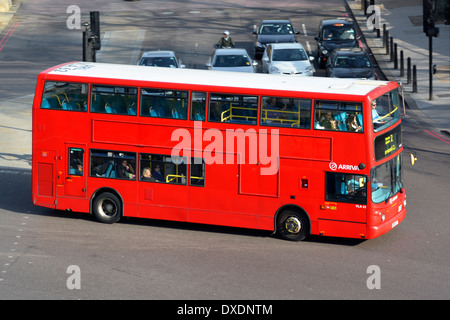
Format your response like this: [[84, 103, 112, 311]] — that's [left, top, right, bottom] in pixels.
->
[[166, 174, 186, 183], [261, 108, 301, 125], [52, 94, 62, 106], [221, 105, 257, 122], [376, 105, 398, 121]]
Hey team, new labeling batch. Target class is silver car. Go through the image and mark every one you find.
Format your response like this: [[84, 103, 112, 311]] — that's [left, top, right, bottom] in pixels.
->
[[138, 50, 185, 68], [206, 48, 257, 73], [262, 43, 314, 76]]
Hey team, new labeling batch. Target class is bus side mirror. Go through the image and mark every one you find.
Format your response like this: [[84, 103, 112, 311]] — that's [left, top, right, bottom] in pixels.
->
[[410, 153, 417, 166]]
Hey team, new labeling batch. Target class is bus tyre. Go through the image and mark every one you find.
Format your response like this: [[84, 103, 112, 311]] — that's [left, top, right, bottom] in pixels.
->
[[277, 210, 309, 241], [93, 192, 122, 224]]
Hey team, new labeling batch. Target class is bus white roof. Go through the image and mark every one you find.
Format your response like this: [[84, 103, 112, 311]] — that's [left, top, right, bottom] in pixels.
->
[[45, 61, 390, 97]]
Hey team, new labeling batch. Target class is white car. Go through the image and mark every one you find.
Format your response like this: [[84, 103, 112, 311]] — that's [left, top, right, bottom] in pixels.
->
[[138, 50, 185, 68], [262, 43, 314, 76], [206, 48, 257, 73]]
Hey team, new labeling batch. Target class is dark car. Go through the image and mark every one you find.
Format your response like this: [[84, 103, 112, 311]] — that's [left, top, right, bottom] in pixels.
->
[[326, 48, 376, 79], [315, 18, 359, 68], [253, 19, 299, 59]]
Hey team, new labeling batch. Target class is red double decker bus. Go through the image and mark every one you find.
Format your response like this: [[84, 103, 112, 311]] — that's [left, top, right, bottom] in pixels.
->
[[32, 62, 406, 241]]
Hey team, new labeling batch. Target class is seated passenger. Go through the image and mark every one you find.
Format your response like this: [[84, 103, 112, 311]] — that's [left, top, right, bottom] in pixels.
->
[[141, 167, 156, 182], [320, 112, 338, 130], [347, 114, 362, 132], [117, 160, 135, 179], [152, 165, 164, 182]]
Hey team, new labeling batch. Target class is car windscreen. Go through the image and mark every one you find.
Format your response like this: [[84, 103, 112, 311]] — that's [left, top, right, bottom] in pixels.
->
[[140, 57, 178, 68], [322, 26, 355, 41], [272, 48, 308, 61], [334, 54, 371, 68], [259, 23, 294, 35], [213, 55, 251, 67]]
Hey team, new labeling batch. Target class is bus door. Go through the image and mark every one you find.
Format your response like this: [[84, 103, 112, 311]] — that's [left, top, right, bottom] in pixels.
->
[[35, 149, 57, 208], [64, 145, 86, 198]]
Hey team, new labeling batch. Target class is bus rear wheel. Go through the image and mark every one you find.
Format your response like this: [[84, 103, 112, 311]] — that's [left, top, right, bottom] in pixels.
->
[[93, 192, 122, 224], [277, 210, 310, 241]]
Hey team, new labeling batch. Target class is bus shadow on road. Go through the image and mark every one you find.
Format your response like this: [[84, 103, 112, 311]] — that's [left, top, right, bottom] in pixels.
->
[[118, 215, 365, 246]]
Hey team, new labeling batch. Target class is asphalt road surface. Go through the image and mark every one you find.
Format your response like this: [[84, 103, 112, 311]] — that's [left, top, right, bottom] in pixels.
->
[[0, 0, 449, 301]]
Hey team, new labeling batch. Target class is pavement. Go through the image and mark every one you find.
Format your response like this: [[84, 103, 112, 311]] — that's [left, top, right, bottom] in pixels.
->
[[0, 0, 449, 170], [347, 0, 450, 135]]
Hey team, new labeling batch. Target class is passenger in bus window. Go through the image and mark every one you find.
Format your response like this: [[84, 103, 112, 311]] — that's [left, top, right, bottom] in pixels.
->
[[70, 158, 83, 175], [74, 162, 83, 176], [141, 167, 156, 182], [347, 114, 362, 132], [152, 165, 164, 182], [209, 102, 221, 121], [264, 97, 282, 122], [117, 160, 135, 179], [320, 112, 338, 130]]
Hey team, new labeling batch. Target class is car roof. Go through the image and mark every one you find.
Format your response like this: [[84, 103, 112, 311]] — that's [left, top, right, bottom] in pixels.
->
[[269, 43, 306, 50], [141, 51, 176, 58], [261, 20, 291, 24], [320, 18, 354, 26], [214, 48, 249, 55]]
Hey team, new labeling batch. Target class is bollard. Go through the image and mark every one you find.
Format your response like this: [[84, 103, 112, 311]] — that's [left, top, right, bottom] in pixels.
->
[[390, 37, 394, 61], [407, 57, 411, 84], [383, 24, 386, 45], [400, 50, 404, 77], [385, 30, 390, 55], [394, 43, 398, 69], [412, 65, 418, 93], [364, 0, 369, 16]]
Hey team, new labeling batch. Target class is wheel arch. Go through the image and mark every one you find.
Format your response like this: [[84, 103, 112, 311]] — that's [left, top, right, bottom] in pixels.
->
[[273, 204, 311, 235], [90, 187, 124, 217]]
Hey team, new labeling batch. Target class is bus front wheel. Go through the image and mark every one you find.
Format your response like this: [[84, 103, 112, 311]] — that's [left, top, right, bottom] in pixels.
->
[[277, 210, 310, 241], [93, 192, 122, 224]]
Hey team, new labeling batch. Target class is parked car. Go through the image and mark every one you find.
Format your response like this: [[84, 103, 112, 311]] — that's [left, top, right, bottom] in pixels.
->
[[138, 50, 185, 68], [253, 19, 299, 59], [326, 48, 376, 79], [206, 48, 257, 73], [315, 18, 359, 68], [262, 43, 314, 76]]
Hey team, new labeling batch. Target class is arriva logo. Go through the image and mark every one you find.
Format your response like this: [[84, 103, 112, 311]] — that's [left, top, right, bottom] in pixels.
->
[[329, 162, 360, 171]]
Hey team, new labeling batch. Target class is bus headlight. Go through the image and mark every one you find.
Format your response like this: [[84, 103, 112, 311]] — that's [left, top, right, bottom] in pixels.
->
[[381, 214, 386, 222]]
